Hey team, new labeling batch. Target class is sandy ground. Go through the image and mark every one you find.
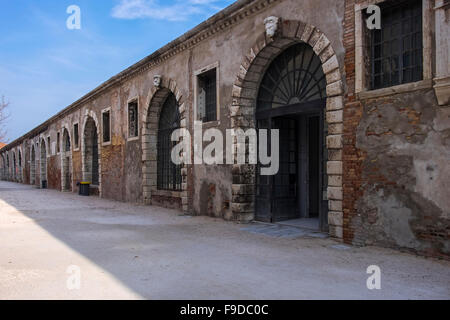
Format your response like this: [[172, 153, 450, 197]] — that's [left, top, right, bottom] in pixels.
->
[[0, 180, 448, 300]]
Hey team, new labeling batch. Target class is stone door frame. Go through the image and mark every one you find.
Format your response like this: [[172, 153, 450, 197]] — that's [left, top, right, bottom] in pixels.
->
[[230, 19, 345, 239]]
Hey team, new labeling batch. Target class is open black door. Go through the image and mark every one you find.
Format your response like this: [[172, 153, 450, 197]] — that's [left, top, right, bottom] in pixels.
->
[[255, 118, 272, 222], [271, 117, 299, 222]]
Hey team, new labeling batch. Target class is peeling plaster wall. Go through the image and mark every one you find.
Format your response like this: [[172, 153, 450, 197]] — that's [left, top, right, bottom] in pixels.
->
[[342, 0, 450, 258], [350, 89, 450, 257]]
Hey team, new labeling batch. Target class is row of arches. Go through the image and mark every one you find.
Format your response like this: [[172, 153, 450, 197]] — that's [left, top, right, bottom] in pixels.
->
[[1, 129, 72, 190], [0, 87, 182, 201], [1, 149, 23, 182], [0, 114, 102, 194], [0, 19, 344, 235]]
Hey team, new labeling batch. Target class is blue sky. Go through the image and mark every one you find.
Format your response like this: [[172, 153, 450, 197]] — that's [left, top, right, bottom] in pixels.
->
[[0, 0, 234, 142]]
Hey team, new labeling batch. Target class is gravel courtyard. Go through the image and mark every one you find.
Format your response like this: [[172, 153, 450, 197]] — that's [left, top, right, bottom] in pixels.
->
[[0, 180, 448, 300]]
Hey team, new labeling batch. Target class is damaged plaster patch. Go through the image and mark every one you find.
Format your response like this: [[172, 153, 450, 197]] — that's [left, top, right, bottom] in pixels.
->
[[354, 89, 449, 254], [376, 194, 422, 249], [390, 131, 450, 217]]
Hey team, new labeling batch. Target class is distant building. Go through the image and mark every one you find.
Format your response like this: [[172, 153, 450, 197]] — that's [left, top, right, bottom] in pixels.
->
[[0, 142, 5, 149], [1, 0, 449, 259]]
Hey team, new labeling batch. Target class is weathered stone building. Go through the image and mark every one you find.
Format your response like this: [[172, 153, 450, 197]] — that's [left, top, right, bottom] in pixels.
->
[[1, 0, 449, 258]]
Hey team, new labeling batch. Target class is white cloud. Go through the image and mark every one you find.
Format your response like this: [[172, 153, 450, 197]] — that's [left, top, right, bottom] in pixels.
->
[[111, 0, 227, 21]]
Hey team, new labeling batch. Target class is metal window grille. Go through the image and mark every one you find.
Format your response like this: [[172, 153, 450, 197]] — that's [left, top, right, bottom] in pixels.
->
[[64, 129, 71, 152], [103, 111, 111, 143], [57, 132, 60, 153], [198, 69, 217, 122], [257, 43, 327, 111], [368, 0, 423, 90], [157, 93, 182, 191], [74, 124, 79, 148], [128, 102, 138, 137]]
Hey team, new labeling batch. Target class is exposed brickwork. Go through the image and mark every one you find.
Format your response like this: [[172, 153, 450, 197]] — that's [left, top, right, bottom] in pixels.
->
[[343, 0, 359, 245], [101, 138, 125, 201], [47, 156, 61, 190], [71, 150, 82, 193]]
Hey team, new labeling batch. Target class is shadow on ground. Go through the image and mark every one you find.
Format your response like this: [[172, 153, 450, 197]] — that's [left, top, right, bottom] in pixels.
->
[[0, 181, 449, 300]]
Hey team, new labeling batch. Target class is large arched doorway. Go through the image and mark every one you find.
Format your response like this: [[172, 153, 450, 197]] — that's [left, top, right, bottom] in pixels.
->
[[83, 116, 99, 186], [157, 93, 182, 191], [40, 139, 47, 188], [255, 42, 328, 231], [30, 146, 36, 185], [62, 128, 72, 191]]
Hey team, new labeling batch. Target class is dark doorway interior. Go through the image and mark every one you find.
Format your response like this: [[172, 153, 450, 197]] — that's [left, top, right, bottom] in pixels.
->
[[254, 42, 329, 231], [256, 110, 327, 231], [84, 117, 99, 187], [308, 115, 320, 219], [92, 130, 99, 186]]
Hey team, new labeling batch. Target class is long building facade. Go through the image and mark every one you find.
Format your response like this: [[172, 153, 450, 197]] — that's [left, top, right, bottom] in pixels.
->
[[1, 0, 449, 258]]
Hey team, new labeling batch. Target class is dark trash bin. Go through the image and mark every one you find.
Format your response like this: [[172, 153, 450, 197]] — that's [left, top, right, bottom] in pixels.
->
[[41, 180, 47, 189], [78, 182, 90, 196]]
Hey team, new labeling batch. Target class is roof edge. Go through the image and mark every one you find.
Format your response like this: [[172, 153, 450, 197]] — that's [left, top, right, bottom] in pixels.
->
[[2, 0, 273, 151]]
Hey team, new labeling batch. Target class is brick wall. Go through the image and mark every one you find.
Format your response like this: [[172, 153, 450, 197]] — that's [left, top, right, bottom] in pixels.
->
[[342, 0, 450, 259], [343, 0, 359, 244]]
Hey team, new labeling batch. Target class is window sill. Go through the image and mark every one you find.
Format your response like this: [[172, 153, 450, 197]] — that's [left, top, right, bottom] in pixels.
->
[[152, 189, 182, 198], [102, 141, 112, 147], [127, 136, 139, 142], [200, 120, 220, 128], [357, 79, 433, 100], [434, 76, 450, 106]]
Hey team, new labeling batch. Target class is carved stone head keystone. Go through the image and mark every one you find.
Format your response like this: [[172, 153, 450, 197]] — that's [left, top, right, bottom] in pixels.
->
[[264, 16, 280, 38], [153, 75, 162, 88]]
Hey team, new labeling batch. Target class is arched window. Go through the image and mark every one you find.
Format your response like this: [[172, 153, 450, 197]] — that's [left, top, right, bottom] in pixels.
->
[[257, 43, 326, 112], [157, 93, 181, 191]]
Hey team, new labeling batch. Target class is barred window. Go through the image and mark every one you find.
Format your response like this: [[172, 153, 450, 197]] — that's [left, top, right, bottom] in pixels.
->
[[57, 132, 60, 153], [157, 93, 182, 191], [73, 123, 79, 149], [128, 101, 139, 138], [102, 110, 111, 143], [368, 0, 423, 90], [64, 129, 71, 152], [197, 68, 217, 122]]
